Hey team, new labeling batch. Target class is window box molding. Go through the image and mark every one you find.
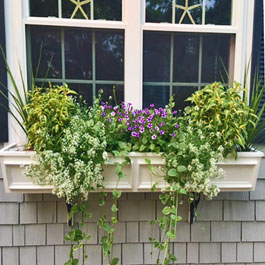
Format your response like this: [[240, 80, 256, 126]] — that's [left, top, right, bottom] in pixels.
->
[[0, 144, 263, 193]]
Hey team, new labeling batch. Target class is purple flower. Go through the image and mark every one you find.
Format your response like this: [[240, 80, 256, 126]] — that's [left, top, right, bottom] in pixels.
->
[[159, 130, 164, 135], [118, 118, 123, 122], [113, 106, 118, 110], [171, 133, 176, 138], [173, 110, 178, 115], [175, 124, 179, 129], [111, 111, 116, 116], [107, 118, 111, 123], [147, 123, 152, 128], [155, 126, 159, 131], [150, 104, 155, 108], [134, 125, 139, 129], [152, 134, 157, 140], [125, 115, 129, 120], [101, 112, 106, 117], [125, 121, 130, 126], [131, 132, 140, 138], [149, 128, 154, 133], [140, 127, 145, 133], [155, 109, 160, 115], [144, 108, 150, 115], [128, 126, 134, 131], [159, 122, 165, 127], [139, 119, 145, 125]]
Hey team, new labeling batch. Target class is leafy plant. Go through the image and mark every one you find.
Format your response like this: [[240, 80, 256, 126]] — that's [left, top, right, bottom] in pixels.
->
[[241, 71, 265, 150], [0, 46, 29, 135], [185, 82, 252, 156], [24, 84, 76, 151]]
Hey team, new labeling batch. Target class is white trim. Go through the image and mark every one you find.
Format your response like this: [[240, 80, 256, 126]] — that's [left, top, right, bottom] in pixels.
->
[[4, 0, 27, 145], [123, 0, 143, 109], [233, 0, 255, 85], [24, 17, 126, 29], [142, 23, 238, 34]]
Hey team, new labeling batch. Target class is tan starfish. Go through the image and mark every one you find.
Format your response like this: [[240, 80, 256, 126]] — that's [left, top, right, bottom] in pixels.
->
[[69, 0, 91, 20], [175, 0, 201, 24]]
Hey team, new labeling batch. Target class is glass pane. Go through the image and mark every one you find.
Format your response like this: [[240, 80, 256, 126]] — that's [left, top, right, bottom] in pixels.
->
[[34, 82, 62, 88], [62, 0, 91, 19], [173, 86, 197, 110], [30, 0, 58, 17], [143, 86, 169, 108], [205, 0, 232, 25], [96, 31, 124, 81], [94, 0, 122, 21], [27, 26, 62, 79], [201, 34, 233, 83], [143, 32, 171, 82], [175, 0, 202, 24], [64, 29, 92, 80], [70, 83, 93, 105], [96, 84, 124, 105], [146, 0, 172, 23], [173, 34, 200, 82]]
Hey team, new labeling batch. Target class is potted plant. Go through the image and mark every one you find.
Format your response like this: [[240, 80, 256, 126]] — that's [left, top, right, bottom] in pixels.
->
[[0, 55, 264, 264]]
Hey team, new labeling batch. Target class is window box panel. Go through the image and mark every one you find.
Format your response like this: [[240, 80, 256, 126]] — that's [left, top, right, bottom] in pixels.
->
[[0, 144, 263, 193]]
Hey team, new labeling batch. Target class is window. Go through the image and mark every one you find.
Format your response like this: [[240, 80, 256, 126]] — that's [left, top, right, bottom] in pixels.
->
[[3, 0, 255, 143]]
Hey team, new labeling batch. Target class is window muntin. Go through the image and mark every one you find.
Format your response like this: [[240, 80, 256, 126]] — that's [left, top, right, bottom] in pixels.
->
[[146, 0, 232, 25], [29, 0, 122, 21], [27, 26, 124, 105]]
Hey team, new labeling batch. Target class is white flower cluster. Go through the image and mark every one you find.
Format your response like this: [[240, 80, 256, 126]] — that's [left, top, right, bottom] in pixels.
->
[[24, 113, 107, 204], [165, 120, 225, 200]]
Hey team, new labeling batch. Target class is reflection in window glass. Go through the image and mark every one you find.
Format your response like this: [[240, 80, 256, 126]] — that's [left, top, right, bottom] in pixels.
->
[[146, 0, 232, 25], [173, 86, 197, 110], [96, 84, 124, 105], [143, 32, 171, 82], [143, 31, 234, 109], [27, 26, 124, 105], [143, 86, 170, 108], [30, 0, 58, 17], [70, 84, 93, 104], [65, 29, 92, 80], [28, 26, 62, 79], [146, 0, 172, 23], [94, 0, 122, 21], [201, 34, 232, 83], [96, 31, 124, 81], [205, 0, 232, 25], [173, 34, 199, 82]]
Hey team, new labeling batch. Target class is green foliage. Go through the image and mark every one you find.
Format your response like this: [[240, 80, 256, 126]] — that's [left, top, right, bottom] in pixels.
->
[[0, 46, 29, 135], [185, 82, 251, 156], [241, 71, 265, 150], [25, 84, 76, 151]]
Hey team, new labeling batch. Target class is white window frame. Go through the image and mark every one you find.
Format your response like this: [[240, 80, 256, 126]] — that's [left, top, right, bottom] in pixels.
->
[[4, 0, 255, 144]]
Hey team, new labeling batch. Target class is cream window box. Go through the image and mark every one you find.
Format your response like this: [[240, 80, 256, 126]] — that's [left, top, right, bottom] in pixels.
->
[[0, 144, 263, 193]]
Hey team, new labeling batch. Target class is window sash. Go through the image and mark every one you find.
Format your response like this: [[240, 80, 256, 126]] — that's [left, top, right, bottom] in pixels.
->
[[4, 0, 255, 144]]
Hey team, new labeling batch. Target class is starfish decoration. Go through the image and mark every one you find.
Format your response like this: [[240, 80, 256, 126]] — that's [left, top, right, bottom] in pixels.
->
[[175, 0, 201, 24], [68, 0, 91, 20]]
